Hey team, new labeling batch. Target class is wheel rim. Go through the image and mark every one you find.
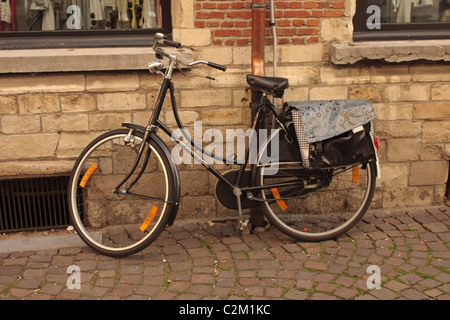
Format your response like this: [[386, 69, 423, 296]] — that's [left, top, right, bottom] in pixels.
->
[[258, 162, 373, 238], [69, 133, 170, 253]]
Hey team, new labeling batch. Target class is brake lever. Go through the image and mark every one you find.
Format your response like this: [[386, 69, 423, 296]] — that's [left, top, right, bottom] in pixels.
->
[[178, 68, 216, 81]]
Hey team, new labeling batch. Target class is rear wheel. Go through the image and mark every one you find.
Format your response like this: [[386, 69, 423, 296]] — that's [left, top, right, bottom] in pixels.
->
[[68, 129, 176, 257], [256, 157, 376, 242]]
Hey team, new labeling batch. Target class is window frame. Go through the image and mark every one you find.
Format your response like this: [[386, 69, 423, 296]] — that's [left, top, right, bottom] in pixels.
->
[[0, 0, 172, 50], [353, 0, 450, 41]]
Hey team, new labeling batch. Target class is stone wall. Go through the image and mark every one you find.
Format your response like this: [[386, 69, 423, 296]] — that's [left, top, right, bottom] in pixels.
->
[[0, 0, 449, 221]]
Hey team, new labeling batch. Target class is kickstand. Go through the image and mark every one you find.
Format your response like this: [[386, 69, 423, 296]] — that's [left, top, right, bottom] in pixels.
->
[[234, 187, 249, 231]]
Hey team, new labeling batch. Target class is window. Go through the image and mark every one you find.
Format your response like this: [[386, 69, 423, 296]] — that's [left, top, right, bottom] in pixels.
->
[[0, 0, 172, 49], [353, 0, 450, 41]]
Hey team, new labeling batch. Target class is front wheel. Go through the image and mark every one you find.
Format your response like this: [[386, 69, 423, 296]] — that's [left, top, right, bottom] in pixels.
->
[[67, 129, 177, 257], [256, 160, 376, 242]]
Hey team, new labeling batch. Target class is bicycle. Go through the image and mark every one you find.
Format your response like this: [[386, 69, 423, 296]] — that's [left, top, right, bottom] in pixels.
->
[[68, 33, 379, 257]]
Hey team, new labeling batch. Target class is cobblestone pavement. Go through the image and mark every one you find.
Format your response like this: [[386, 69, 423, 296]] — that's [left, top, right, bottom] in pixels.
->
[[0, 206, 449, 301]]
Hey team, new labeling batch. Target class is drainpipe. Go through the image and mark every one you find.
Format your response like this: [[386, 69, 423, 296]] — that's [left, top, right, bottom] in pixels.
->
[[269, 0, 278, 79], [251, 0, 266, 77], [269, 0, 279, 128], [249, 0, 267, 230]]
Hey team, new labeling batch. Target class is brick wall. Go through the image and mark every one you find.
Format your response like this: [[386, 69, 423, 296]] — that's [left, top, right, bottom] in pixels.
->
[[194, 0, 345, 46], [0, 0, 449, 222], [0, 70, 252, 220], [318, 64, 450, 208]]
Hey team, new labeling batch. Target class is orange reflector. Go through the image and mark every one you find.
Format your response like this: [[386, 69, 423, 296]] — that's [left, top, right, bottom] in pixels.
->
[[271, 188, 287, 211], [352, 166, 359, 183], [139, 206, 159, 232], [79, 163, 98, 188]]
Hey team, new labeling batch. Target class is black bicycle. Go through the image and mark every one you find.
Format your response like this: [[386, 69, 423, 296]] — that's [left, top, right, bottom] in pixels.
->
[[68, 33, 378, 257]]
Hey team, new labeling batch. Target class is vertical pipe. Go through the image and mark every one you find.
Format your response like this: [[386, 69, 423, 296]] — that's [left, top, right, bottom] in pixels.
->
[[251, 0, 266, 77], [250, 0, 267, 229], [269, 0, 278, 128], [270, 0, 278, 79]]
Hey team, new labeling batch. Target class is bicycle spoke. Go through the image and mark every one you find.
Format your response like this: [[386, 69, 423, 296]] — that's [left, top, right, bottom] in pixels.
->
[[258, 162, 376, 240], [124, 191, 171, 204], [68, 130, 175, 257]]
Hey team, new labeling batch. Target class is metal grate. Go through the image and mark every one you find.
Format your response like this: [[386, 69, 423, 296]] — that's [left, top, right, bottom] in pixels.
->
[[0, 176, 71, 233]]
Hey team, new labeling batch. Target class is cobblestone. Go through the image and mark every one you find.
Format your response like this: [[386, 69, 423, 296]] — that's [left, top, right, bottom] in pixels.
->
[[0, 206, 449, 300]]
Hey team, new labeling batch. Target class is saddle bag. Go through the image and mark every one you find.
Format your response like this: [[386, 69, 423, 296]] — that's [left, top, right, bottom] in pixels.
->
[[308, 123, 377, 169], [283, 99, 378, 169]]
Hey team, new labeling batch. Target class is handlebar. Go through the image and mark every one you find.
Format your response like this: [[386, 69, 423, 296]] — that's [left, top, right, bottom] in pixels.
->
[[163, 39, 182, 49], [207, 61, 227, 72], [153, 33, 227, 73]]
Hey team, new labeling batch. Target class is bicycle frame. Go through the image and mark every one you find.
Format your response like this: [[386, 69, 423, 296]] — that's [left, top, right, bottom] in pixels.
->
[[154, 80, 278, 191], [117, 46, 301, 225], [68, 34, 379, 256]]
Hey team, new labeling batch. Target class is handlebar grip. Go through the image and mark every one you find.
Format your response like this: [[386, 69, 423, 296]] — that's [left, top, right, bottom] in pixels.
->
[[207, 62, 227, 72], [163, 39, 182, 48]]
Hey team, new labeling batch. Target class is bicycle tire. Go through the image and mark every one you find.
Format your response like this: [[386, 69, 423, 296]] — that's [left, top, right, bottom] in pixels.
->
[[254, 130, 376, 242], [68, 129, 177, 257]]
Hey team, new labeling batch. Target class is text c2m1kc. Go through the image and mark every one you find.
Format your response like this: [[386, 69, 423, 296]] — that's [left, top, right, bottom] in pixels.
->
[[223, 304, 271, 315]]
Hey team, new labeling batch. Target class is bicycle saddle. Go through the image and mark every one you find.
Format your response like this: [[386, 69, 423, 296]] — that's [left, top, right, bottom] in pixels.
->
[[246, 74, 289, 98]]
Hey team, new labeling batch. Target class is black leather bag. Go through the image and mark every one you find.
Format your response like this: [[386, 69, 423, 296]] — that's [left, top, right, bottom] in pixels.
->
[[284, 99, 378, 170], [308, 123, 377, 169]]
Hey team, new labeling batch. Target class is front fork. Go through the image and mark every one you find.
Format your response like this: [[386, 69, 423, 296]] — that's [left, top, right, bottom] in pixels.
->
[[113, 127, 154, 194], [113, 76, 172, 193]]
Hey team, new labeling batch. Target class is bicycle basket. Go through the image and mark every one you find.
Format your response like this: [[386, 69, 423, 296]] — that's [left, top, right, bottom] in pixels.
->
[[284, 99, 378, 169]]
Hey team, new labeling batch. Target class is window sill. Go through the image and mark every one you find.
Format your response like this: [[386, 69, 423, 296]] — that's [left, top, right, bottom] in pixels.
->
[[0, 47, 193, 74], [330, 40, 450, 65]]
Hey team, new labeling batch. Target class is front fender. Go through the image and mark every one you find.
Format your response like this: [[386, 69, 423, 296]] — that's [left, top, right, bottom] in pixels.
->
[[122, 122, 181, 226]]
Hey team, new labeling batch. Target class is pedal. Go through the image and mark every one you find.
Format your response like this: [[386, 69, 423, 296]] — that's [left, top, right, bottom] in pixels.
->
[[304, 182, 318, 189]]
